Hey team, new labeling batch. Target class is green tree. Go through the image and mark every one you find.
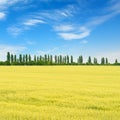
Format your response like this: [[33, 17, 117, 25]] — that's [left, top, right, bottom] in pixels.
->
[[23, 55, 26, 63], [29, 54, 31, 62], [71, 55, 73, 64], [11, 54, 14, 63], [19, 54, 22, 63], [44, 54, 47, 63], [115, 59, 118, 64], [64, 56, 67, 64], [50, 55, 53, 64], [78, 56, 83, 64], [106, 58, 108, 64], [48, 55, 50, 63], [87, 56, 92, 64], [40, 55, 43, 62], [58, 56, 60, 64], [60, 55, 62, 64], [55, 55, 57, 64], [14, 55, 17, 63], [93, 57, 98, 65], [34, 55, 37, 63], [26, 54, 28, 63], [37, 56, 39, 62], [101, 57, 105, 65], [7, 52, 11, 64], [67, 55, 69, 64]]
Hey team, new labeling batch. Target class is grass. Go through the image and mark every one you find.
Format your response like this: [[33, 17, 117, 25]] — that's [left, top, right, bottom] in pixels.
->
[[0, 66, 120, 120]]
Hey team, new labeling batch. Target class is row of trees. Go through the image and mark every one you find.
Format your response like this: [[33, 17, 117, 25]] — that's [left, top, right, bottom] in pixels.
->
[[0, 52, 119, 65]]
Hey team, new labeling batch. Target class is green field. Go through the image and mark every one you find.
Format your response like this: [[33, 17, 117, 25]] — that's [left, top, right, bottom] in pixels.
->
[[0, 66, 120, 120]]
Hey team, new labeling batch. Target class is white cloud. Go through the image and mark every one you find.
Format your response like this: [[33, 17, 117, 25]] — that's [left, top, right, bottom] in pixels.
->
[[0, 44, 26, 61], [58, 27, 90, 40], [54, 25, 74, 32], [23, 19, 46, 26], [0, 0, 28, 6], [86, 11, 120, 28], [7, 26, 22, 36], [108, 0, 120, 12], [0, 12, 5, 20], [0, 0, 9, 5], [7, 19, 46, 36], [37, 4, 75, 22]]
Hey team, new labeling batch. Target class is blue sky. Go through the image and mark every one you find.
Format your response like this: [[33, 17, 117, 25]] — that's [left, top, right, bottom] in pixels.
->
[[0, 0, 120, 62]]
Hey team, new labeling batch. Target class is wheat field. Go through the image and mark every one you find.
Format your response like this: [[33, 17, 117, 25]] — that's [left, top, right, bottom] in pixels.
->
[[0, 66, 120, 120]]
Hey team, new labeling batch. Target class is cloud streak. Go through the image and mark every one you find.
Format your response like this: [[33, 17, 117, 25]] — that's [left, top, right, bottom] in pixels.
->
[[58, 29, 90, 40], [0, 12, 5, 20], [23, 19, 46, 26]]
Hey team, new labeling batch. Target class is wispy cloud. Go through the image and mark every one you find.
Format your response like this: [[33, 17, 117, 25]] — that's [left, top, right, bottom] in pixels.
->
[[86, 11, 120, 28], [7, 18, 46, 35], [0, 12, 5, 20], [54, 25, 74, 32], [108, 0, 120, 12], [0, 0, 30, 21], [5, 0, 120, 40], [57, 27, 90, 40], [23, 19, 46, 26], [0, 0, 28, 7], [54, 0, 120, 40], [7, 26, 23, 36]]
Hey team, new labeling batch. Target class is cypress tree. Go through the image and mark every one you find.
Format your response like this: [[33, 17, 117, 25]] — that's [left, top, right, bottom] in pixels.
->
[[93, 57, 98, 65], [58, 56, 60, 64], [101, 57, 105, 65], [64, 56, 67, 64], [23, 55, 26, 63], [50, 55, 53, 64], [11, 54, 14, 63], [67, 55, 69, 64], [106, 58, 108, 64], [78, 56, 83, 64], [29, 54, 31, 62], [60, 55, 62, 64], [55, 55, 57, 64], [44, 54, 47, 63], [34, 55, 37, 63], [37, 56, 39, 62], [40, 55, 42, 62], [7, 52, 10, 64], [71, 55, 73, 64], [47, 55, 50, 63], [115, 59, 118, 64], [19, 54, 22, 63], [26, 54, 28, 63], [87, 56, 92, 64], [14, 55, 17, 63]]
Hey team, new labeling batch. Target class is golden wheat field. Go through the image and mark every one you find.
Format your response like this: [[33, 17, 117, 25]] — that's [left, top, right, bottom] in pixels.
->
[[0, 66, 120, 120]]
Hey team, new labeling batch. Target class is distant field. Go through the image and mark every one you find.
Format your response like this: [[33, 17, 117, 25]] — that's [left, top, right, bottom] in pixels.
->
[[0, 66, 120, 120]]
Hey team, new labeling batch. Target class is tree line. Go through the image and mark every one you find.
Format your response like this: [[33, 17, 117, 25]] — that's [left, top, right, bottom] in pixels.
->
[[0, 52, 119, 65]]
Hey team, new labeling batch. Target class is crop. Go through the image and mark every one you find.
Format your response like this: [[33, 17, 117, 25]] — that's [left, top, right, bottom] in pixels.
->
[[0, 66, 120, 120]]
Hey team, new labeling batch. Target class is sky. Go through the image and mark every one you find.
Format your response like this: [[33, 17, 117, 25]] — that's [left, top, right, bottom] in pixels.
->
[[0, 0, 120, 62]]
